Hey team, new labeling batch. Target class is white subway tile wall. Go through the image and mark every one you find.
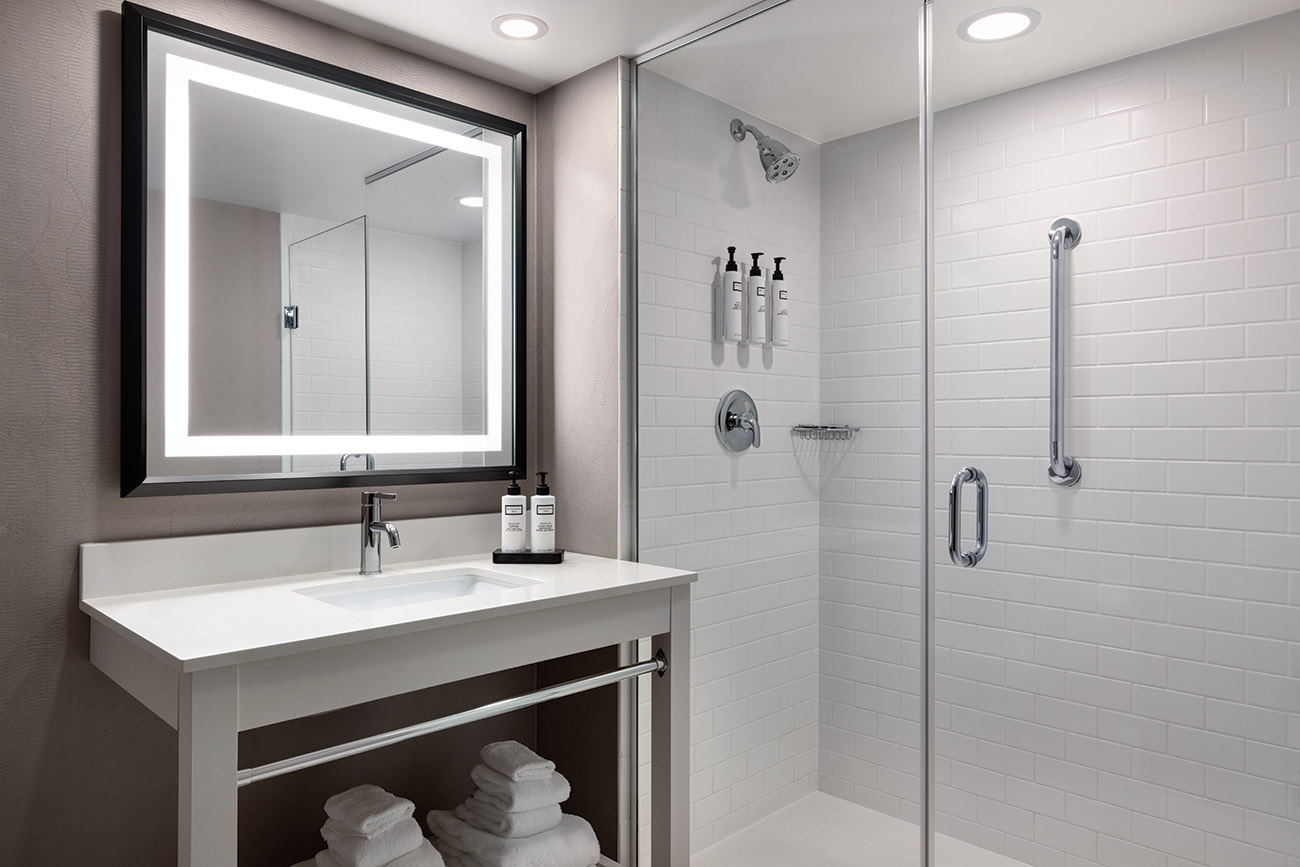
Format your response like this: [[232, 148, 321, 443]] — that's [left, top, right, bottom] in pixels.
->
[[637, 70, 823, 852]]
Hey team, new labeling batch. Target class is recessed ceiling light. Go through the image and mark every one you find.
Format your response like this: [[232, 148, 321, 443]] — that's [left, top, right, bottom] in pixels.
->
[[491, 14, 548, 40], [458, 195, 484, 208], [958, 7, 1040, 43]]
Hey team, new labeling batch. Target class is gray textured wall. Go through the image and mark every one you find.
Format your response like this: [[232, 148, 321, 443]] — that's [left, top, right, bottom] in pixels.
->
[[536, 60, 623, 558], [0, 1, 558, 862]]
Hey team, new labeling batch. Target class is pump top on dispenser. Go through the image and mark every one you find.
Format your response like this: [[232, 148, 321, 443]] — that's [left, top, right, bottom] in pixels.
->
[[771, 256, 789, 346], [719, 246, 743, 343], [500, 470, 527, 553], [746, 252, 767, 344], [530, 471, 556, 554]]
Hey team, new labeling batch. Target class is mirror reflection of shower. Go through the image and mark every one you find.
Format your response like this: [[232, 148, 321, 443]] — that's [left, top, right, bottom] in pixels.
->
[[729, 118, 800, 183]]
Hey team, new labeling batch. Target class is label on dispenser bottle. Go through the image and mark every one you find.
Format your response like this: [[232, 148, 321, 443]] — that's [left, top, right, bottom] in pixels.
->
[[504, 504, 523, 515]]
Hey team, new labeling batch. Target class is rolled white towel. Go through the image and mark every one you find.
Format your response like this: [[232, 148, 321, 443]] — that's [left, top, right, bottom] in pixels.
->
[[387, 839, 446, 867], [322, 816, 424, 867], [427, 810, 599, 867], [468, 765, 570, 812], [324, 785, 415, 838], [480, 741, 556, 783], [455, 799, 561, 838]]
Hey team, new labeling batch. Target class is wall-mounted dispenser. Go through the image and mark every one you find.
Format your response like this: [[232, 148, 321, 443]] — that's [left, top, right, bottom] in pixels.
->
[[717, 246, 744, 343], [746, 253, 767, 344], [770, 256, 789, 346]]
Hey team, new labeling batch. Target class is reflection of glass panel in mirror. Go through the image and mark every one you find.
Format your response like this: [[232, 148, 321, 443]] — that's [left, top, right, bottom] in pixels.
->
[[365, 147, 485, 470], [125, 6, 524, 494], [286, 216, 368, 474]]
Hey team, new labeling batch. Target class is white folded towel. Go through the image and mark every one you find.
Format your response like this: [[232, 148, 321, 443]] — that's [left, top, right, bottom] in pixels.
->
[[324, 785, 416, 837], [427, 810, 600, 867], [388, 839, 446, 867], [322, 816, 425, 867], [310, 842, 444, 867], [480, 741, 556, 782], [431, 840, 484, 867], [469, 765, 570, 812], [455, 799, 561, 838]]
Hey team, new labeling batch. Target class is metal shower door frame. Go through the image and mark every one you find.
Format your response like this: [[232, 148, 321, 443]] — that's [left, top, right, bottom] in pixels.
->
[[631, 2, 939, 865]]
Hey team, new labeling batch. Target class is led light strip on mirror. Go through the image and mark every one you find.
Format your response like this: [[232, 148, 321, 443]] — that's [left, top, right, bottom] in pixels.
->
[[162, 53, 505, 457]]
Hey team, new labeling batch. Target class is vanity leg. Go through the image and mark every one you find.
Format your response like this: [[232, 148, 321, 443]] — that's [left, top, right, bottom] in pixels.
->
[[651, 584, 690, 867], [178, 667, 239, 867]]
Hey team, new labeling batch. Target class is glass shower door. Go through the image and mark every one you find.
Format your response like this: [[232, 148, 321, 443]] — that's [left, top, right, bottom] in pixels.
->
[[928, 3, 1300, 866]]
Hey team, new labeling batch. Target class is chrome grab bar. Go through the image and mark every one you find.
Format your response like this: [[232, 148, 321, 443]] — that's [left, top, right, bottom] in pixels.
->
[[948, 466, 989, 568], [1047, 217, 1083, 487]]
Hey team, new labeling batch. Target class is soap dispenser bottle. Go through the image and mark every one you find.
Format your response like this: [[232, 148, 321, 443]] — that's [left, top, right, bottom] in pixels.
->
[[746, 252, 767, 345], [500, 470, 527, 553], [720, 246, 744, 343], [771, 256, 789, 346], [530, 471, 556, 554]]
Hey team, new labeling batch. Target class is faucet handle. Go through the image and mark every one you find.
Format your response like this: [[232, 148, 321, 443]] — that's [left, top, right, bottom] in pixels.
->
[[362, 491, 397, 504]]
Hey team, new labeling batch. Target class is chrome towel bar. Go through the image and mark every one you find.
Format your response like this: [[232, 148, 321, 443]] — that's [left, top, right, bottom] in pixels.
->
[[1047, 217, 1083, 487], [236, 651, 668, 787]]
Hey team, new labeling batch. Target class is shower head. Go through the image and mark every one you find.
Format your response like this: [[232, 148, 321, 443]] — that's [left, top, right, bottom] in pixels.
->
[[730, 118, 800, 184]]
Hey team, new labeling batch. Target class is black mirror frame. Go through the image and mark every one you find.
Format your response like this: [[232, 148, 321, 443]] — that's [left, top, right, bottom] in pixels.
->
[[120, 2, 527, 496]]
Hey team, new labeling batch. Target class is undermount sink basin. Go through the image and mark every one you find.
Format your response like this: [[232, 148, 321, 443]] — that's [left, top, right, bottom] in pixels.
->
[[295, 567, 540, 612]]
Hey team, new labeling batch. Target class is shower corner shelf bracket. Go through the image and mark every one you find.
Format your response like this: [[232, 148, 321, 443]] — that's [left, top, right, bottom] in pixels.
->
[[792, 424, 860, 442]]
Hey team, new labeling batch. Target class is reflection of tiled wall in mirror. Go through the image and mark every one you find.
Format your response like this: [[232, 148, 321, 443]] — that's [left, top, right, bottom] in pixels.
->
[[286, 216, 368, 473], [284, 218, 480, 474], [367, 228, 468, 470]]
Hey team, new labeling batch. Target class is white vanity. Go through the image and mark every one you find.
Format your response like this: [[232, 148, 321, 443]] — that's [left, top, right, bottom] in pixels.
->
[[80, 513, 694, 867]]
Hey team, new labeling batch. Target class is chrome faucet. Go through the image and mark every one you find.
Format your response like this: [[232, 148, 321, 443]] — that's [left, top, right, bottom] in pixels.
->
[[341, 453, 376, 471], [360, 491, 401, 574]]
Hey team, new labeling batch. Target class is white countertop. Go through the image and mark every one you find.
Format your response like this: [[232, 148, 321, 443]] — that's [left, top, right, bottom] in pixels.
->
[[80, 515, 694, 673]]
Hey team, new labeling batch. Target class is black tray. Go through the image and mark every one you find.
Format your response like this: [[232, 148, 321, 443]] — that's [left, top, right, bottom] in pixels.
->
[[492, 548, 565, 564]]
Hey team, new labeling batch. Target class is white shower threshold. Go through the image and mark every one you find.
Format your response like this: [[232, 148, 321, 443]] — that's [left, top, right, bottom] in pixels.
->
[[691, 792, 1029, 867]]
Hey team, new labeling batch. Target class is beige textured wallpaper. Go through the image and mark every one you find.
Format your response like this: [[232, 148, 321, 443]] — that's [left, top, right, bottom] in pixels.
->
[[0, 0, 604, 862], [536, 60, 623, 558]]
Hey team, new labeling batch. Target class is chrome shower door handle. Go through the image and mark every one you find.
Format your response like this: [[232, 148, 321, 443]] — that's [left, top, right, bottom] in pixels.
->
[[948, 466, 989, 568]]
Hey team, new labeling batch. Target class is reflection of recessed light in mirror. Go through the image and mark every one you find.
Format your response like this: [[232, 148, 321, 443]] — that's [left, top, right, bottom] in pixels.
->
[[959, 7, 1040, 42], [458, 195, 484, 208], [491, 14, 547, 40]]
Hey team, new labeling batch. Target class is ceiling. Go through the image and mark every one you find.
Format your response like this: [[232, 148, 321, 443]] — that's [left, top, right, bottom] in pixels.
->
[[263, 0, 1300, 143], [259, 0, 762, 93]]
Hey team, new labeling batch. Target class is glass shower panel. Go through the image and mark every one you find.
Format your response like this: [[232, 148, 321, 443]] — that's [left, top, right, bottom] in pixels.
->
[[635, 1, 922, 864], [287, 215, 368, 473], [930, 3, 1300, 866]]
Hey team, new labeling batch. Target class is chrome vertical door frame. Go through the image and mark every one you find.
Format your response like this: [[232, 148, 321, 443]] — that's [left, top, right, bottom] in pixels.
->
[[919, 2, 935, 866]]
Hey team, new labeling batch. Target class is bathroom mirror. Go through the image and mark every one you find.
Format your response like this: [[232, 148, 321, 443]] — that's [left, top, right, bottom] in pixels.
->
[[121, 3, 526, 495]]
